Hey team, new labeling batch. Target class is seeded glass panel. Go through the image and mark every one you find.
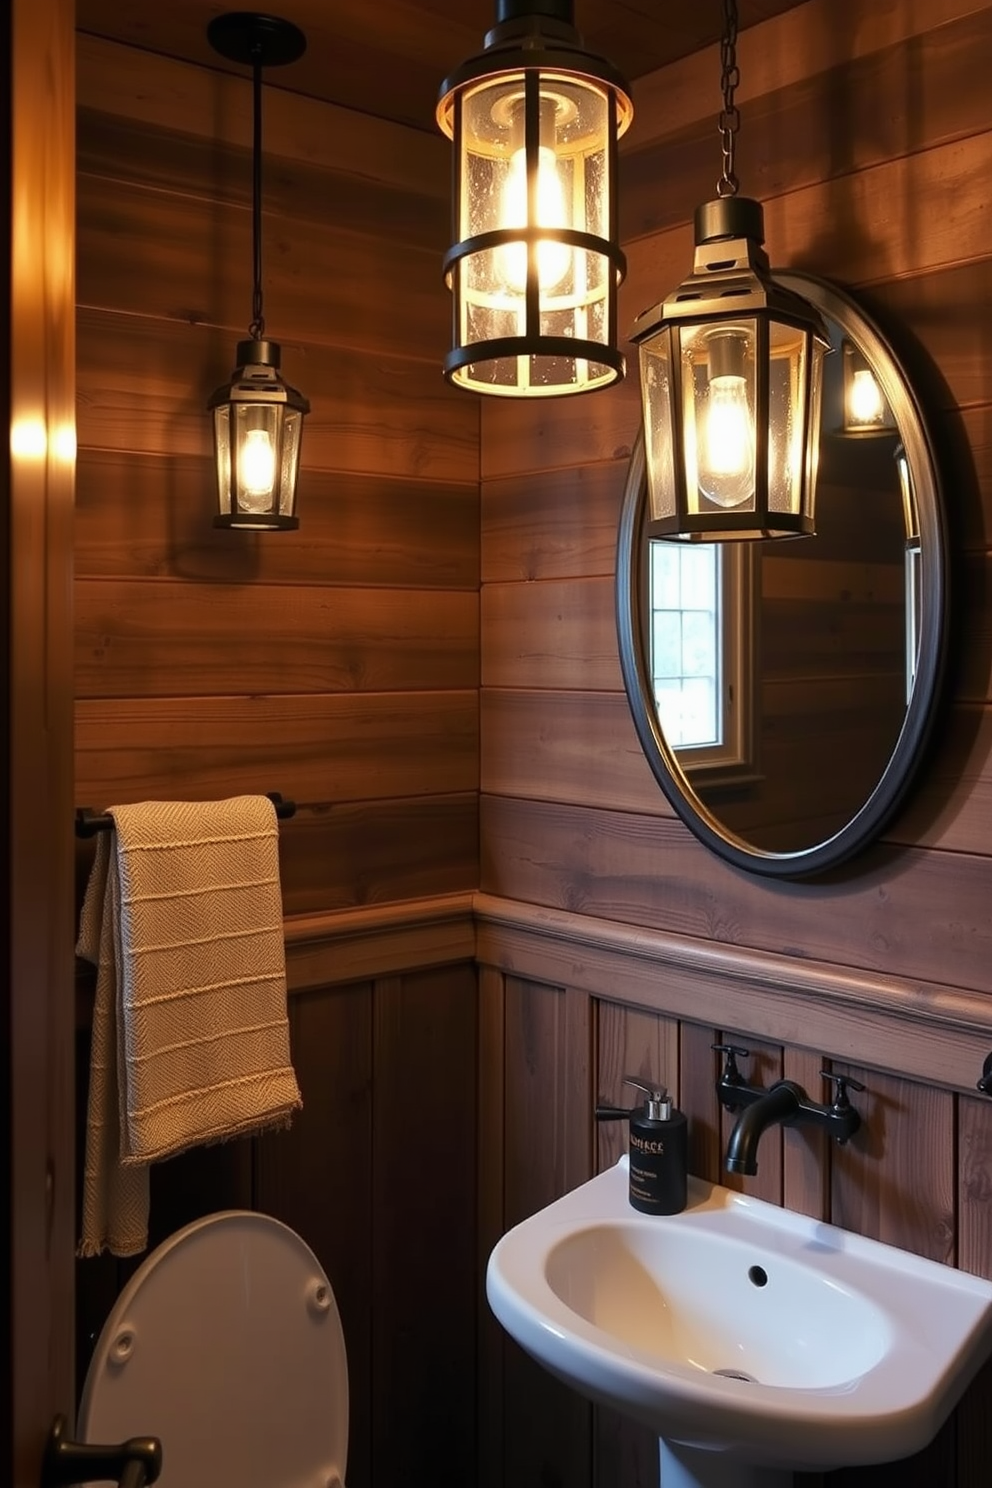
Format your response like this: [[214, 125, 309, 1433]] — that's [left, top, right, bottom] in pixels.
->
[[650, 541, 721, 747]]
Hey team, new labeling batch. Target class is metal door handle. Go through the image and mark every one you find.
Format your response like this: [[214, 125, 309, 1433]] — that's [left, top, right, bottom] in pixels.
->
[[42, 1415, 162, 1488]]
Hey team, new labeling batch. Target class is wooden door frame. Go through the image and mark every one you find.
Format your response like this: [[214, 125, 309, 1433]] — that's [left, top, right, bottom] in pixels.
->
[[3, 1, 77, 1484]]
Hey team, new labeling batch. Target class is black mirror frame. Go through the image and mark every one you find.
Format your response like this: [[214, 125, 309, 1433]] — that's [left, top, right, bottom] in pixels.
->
[[615, 271, 949, 879]]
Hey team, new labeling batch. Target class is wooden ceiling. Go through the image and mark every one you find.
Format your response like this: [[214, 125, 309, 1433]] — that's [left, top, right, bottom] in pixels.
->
[[75, 0, 810, 135]]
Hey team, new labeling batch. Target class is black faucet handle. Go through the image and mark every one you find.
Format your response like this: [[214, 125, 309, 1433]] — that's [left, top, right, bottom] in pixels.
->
[[594, 1102, 633, 1122], [713, 1043, 750, 1081], [820, 1070, 866, 1107], [977, 1052, 992, 1096]]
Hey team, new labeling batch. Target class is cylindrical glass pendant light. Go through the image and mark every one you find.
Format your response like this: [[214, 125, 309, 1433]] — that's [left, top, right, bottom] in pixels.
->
[[206, 12, 310, 531], [437, 0, 633, 398], [630, 1, 828, 541]]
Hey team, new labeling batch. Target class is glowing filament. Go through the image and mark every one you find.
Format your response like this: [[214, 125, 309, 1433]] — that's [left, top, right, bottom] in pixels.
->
[[848, 366, 884, 427], [699, 375, 755, 508], [240, 427, 277, 506], [497, 145, 571, 294]]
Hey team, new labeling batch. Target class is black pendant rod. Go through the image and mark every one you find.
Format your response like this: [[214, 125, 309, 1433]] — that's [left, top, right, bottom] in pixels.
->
[[205, 12, 309, 341], [250, 50, 265, 339]]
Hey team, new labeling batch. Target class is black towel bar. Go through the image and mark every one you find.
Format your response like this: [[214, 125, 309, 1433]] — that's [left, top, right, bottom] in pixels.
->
[[74, 793, 297, 838]]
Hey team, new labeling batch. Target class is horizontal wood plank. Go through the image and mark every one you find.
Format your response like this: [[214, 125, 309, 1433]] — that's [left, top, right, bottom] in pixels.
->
[[479, 794, 992, 996], [627, 0, 981, 151], [621, 6, 992, 244], [77, 172, 449, 362], [75, 450, 479, 588], [482, 459, 627, 584], [482, 577, 620, 691], [77, 311, 478, 482], [76, 579, 478, 697], [75, 691, 478, 806], [78, 107, 448, 253], [76, 33, 450, 197], [74, 793, 478, 921]]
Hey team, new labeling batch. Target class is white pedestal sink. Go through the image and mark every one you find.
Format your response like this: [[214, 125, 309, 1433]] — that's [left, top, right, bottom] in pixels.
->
[[487, 1158, 992, 1485]]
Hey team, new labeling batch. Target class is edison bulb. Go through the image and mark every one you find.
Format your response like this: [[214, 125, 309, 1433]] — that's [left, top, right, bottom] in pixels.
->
[[239, 427, 277, 508], [698, 374, 755, 508], [497, 145, 571, 294], [848, 366, 884, 427]]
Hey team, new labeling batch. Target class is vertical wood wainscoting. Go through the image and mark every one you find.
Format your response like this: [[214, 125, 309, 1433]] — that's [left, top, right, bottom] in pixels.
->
[[479, 2, 992, 1486]]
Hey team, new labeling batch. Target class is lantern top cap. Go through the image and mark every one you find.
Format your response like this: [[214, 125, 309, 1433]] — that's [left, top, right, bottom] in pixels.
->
[[437, 1, 632, 130], [694, 195, 765, 248], [235, 337, 282, 369]]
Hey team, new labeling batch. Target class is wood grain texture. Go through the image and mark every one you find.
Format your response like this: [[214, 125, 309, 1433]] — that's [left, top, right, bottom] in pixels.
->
[[75, 692, 477, 805], [74, 0, 806, 134], [76, 451, 479, 588], [480, 795, 992, 996], [502, 976, 593, 1488], [254, 981, 374, 1487], [621, 5, 992, 243], [77, 311, 477, 482], [372, 965, 478, 1488], [76, 580, 478, 697], [76, 33, 451, 194], [77, 171, 448, 363], [477, 964, 506, 1488], [474, 893, 992, 1096]]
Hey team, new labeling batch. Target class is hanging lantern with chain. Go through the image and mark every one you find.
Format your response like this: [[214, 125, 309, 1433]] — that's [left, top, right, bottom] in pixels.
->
[[630, 0, 829, 541]]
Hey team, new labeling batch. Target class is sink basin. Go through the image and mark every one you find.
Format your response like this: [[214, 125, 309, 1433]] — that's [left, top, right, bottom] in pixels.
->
[[487, 1158, 992, 1482]]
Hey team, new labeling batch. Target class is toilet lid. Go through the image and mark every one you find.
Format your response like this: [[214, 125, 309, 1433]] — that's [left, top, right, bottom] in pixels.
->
[[79, 1211, 348, 1488]]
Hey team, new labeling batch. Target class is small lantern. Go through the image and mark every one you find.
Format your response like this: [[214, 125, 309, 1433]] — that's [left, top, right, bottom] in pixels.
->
[[206, 12, 309, 531], [209, 339, 309, 531], [631, 195, 829, 542], [436, 0, 632, 398], [841, 339, 896, 435]]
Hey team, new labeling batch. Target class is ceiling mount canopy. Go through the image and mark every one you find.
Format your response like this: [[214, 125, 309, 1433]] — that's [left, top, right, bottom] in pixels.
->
[[206, 11, 310, 532], [437, 0, 633, 399]]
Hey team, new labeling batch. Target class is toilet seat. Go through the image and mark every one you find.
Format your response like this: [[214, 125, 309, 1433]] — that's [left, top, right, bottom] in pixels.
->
[[79, 1211, 348, 1488]]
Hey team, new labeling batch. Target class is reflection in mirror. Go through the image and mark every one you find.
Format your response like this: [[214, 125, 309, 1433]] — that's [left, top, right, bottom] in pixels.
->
[[616, 272, 948, 878]]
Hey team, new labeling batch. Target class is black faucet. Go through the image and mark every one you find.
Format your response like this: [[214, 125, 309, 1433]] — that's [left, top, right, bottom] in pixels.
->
[[713, 1044, 865, 1176]]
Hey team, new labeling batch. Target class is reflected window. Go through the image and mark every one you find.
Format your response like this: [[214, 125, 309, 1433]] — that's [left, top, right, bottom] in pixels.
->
[[647, 542, 756, 781]]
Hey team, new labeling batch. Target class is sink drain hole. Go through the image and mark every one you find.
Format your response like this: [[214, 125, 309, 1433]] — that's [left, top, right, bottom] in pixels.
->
[[748, 1265, 768, 1287], [713, 1368, 757, 1383]]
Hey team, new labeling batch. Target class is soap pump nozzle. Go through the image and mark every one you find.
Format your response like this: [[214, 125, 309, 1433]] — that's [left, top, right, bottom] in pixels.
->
[[624, 1075, 672, 1122]]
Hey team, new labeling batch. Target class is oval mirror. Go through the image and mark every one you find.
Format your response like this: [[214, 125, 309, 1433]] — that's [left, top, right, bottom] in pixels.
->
[[616, 271, 948, 878]]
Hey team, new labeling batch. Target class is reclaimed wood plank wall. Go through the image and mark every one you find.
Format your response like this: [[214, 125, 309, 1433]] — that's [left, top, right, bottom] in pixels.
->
[[479, 1, 992, 1484]]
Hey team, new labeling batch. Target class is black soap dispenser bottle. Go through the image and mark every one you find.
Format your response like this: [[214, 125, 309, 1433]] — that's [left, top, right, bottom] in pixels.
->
[[624, 1076, 688, 1216]]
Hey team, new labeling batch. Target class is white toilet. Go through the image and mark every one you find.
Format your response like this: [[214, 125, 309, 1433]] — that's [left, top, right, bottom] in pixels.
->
[[79, 1212, 349, 1488]]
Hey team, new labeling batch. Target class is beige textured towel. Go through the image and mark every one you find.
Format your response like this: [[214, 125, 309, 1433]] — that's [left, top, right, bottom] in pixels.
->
[[77, 796, 302, 1257]]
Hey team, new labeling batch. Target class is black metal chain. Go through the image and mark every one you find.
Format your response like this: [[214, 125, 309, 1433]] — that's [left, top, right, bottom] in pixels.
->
[[249, 52, 266, 340], [717, 0, 740, 198]]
